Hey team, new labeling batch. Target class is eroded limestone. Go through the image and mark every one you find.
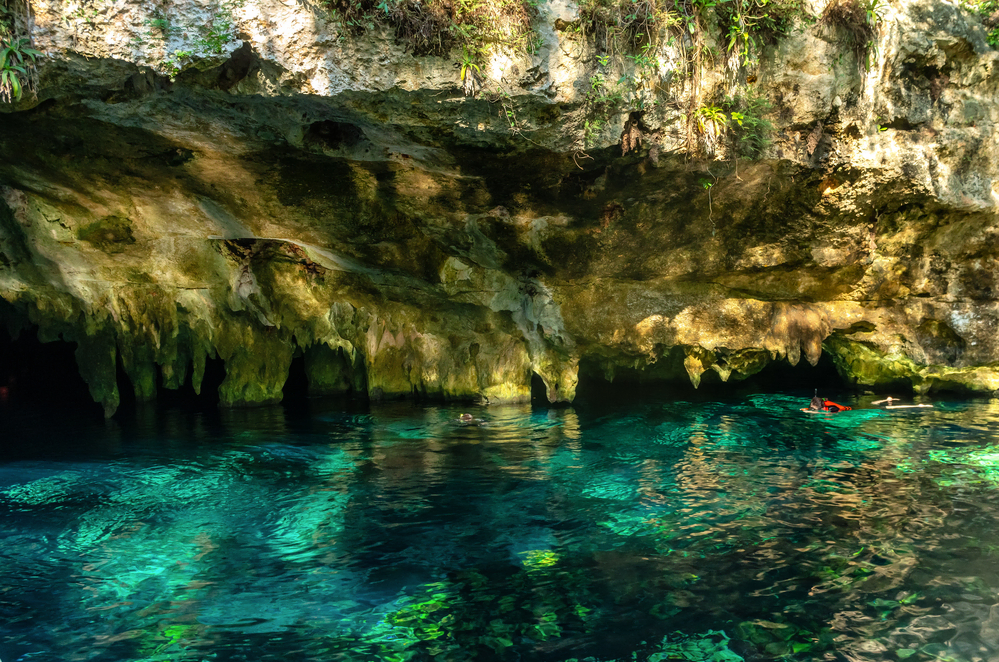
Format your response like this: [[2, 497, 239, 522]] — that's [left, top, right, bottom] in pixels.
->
[[3, 0, 999, 413]]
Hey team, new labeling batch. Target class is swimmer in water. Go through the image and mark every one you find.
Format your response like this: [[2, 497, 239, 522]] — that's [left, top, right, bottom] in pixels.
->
[[808, 389, 851, 413]]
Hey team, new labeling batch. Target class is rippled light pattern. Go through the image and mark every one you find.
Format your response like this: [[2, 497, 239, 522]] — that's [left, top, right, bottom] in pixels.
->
[[2, 396, 999, 661]]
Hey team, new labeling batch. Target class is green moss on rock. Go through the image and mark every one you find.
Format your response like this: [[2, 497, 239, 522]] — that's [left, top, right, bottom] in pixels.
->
[[215, 326, 295, 407], [77, 216, 136, 253], [824, 336, 921, 389], [305, 343, 366, 395], [74, 327, 120, 417]]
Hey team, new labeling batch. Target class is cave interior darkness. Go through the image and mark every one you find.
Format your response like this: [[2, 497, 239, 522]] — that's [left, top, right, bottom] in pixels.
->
[[0, 324, 850, 418]]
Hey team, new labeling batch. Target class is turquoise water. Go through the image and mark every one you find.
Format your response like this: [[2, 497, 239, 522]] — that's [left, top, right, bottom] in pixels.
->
[[3, 393, 999, 661]]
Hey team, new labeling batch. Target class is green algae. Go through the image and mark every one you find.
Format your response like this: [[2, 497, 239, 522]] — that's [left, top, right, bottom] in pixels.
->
[[649, 630, 744, 662], [77, 215, 136, 253], [305, 343, 365, 395], [924, 447, 999, 487]]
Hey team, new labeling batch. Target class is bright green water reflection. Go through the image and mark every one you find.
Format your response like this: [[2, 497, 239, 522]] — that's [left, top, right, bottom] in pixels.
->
[[3, 394, 999, 661]]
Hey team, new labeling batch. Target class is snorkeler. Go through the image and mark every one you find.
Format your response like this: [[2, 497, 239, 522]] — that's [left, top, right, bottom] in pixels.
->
[[807, 390, 851, 413]]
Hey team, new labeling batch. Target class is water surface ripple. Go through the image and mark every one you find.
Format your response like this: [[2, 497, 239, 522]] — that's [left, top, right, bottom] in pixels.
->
[[3, 395, 999, 661]]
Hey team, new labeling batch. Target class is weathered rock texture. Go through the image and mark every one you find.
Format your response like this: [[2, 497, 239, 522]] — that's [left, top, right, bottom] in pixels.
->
[[3, 0, 999, 415]]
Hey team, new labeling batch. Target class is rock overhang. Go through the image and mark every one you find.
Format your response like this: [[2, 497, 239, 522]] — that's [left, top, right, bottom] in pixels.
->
[[3, 0, 999, 414]]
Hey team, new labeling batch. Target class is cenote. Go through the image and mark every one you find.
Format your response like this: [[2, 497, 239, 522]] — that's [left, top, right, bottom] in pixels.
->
[[4, 376, 999, 662], [7, 1, 999, 660]]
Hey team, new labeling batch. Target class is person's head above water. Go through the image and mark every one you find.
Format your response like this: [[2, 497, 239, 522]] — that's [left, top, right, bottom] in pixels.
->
[[810, 390, 823, 410], [459, 413, 474, 421]]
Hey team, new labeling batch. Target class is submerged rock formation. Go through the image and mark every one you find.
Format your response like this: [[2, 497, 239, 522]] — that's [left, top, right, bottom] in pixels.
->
[[2, 0, 999, 415]]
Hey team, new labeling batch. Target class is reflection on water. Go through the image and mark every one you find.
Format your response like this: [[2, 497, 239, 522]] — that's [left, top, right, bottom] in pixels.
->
[[3, 395, 999, 661]]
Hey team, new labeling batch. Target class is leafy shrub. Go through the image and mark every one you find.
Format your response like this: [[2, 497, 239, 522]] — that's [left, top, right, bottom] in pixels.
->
[[1, 0, 43, 103], [963, 0, 999, 47], [713, 0, 809, 65], [1, 35, 40, 102], [693, 104, 729, 135], [723, 91, 773, 157], [198, 11, 236, 54], [686, 93, 772, 158]]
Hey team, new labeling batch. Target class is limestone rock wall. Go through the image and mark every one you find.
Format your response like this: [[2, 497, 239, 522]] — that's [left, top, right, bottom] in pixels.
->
[[3, 0, 999, 414]]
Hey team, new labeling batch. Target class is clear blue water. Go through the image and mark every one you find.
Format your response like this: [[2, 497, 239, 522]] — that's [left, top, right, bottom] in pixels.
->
[[3, 393, 999, 662]]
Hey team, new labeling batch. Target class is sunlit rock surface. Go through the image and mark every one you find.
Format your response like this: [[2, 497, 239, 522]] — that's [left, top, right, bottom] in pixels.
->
[[3, 0, 999, 414]]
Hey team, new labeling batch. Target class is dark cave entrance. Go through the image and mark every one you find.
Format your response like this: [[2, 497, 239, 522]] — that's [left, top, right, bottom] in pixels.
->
[[2, 306, 851, 416], [0, 323, 102, 417], [0, 312, 229, 417], [0, 321, 350, 416], [282, 353, 311, 407], [530, 372, 549, 403], [572, 350, 849, 407], [151, 356, 227, 412]]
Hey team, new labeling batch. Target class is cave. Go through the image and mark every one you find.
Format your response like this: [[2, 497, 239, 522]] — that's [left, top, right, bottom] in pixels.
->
[[0, 324, 99, 416], [2, 0, 996, 415], [151, 355, 227, 412], [303, 120, 366, 151], [0, 319, 234, 417], [285, 353, 311, 400], [573, 351, 849, 409]]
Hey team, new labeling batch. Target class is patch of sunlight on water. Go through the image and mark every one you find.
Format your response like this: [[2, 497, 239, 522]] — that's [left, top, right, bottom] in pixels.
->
[[3, 395, 999, 661]]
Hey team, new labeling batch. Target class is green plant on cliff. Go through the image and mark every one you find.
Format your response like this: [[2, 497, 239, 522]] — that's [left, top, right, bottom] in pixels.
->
[[458, 45, 482, 94], [0, 0, 40, 103], [322, 0, 537, 60], [582, 67, 626, 147], [722, 90, 773, 157], [821, 0, 885, 70], [684, 103, 729, 157], [492, 85, 518, 129], [0, 1, 13, 41], [578, 0, 686, 55], [163, 49, 194, 77], [143, 14, 183, 41], [195, 0, 244, 55], [574, 0, 801, 157], [578, 0, 806, 64], [198, 16, 235, 54], [684, 92, 772, 159], [963, 0, 999, 47], [0, 36, 40, 102], [693, 103, 728, 134], [713, 0, 809, 66]]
